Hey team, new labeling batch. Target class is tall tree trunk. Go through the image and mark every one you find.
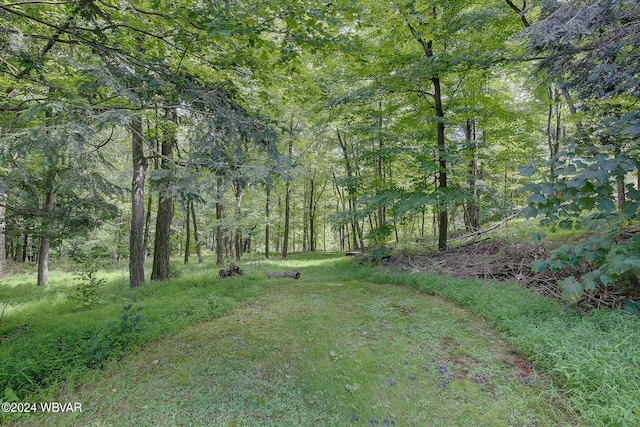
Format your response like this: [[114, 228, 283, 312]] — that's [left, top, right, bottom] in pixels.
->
[[408, 18, 448, 250], [282, 139, 293, 259], [302, 183, 308, 252], [190, 199, 202, 263], [614, 146, 626, 209], [19, 234, 28, 263], [308, 177, 316, 251], [129, 115, 147, 288], [151, 111, 175, 281], [275, 194, 281, 253], [336, 129, 361, 250], [37, 187, 55, 287], [434, 81, 447, 250], [464, 118, 479, 231], [184, 199, 191, 264], [143, 192, 152, 260], [215, 179, 226, 265], [265, 185, 271, 259], [230, 180, 244, 262]]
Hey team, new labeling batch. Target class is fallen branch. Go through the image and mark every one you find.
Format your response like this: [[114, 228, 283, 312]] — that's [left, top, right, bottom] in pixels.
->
[[449, 214, 518, 244], [218, 262, 243, 278], [265, 270, 300, 280]]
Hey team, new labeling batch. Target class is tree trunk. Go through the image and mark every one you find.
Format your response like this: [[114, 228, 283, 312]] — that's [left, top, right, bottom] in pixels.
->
[[190, 199, 202, 263], [464, 118, 480, 232], [230, 180, 244, 262], [151, 111, 175, 281], [308, 177, 316, 251], [36, 185, 56, 287], [37, 235, 50, 287], [302, 183, 308, 252], [143, 192, 152, 260], [408, 18, 448, 250], [336, 129, 361, 250], [265, 185, 271, 259], [184, 199, 191, 264], [282, 139, 293, 259], [215, 179, 226, 265], [129, 115, 147, 288]]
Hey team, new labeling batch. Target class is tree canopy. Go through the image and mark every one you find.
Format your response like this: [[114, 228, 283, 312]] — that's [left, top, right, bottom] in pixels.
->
[[0, 0, 637, 298]]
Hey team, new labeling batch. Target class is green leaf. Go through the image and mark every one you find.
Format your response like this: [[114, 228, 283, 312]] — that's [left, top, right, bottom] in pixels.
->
[[558, 276, 583, 300], [597, 199, 615, 213], [532, 258, 550, 272], [529, 193, 546, 204], [581, 271, 598, 290], [518, 164, 537, 177], [529, 232, 546, 242], [520, 206, 538, 219]]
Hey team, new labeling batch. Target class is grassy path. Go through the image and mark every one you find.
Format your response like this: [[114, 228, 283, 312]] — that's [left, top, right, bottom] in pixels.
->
[[18, 258, 573, 426]]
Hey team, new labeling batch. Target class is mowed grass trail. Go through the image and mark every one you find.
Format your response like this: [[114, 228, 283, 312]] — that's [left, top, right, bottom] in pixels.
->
[[17, 256, 573, 426]]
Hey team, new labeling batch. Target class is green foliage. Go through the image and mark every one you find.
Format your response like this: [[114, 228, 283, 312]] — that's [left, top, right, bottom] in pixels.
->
[[521, 140, 639, 299], [68, 258, 106, 308], [0, 259, 262, 402], [85, 301, 144, 367]]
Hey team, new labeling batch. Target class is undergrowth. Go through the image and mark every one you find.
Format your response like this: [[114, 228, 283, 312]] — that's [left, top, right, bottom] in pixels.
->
[[1, 252, 639, 426], [0, 256, 264, 414]]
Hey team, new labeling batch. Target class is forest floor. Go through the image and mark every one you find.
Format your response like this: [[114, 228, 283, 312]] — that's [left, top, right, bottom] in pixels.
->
[[11, 255, 574, 427]]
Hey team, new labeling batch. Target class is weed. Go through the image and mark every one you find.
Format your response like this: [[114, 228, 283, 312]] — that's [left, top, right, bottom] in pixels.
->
[[68, 258, 106, 308]]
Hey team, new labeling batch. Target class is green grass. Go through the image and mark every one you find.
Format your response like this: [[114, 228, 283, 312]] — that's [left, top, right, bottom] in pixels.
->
[[0, 256, 265, 405], [1, 253, 639, 426], [7, 254, 572, 426], [372, 270, 640, 426]]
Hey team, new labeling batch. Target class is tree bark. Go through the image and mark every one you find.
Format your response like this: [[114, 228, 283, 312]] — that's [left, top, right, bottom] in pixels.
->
[[265, 185, 271, 259], [37, 184, 55, 287], [464, 118, 479, 231], [337, 129, 361, 250], [184, 199, 190, 264], [190, 199, 202, 263], [143, 192, 152, 260], [129, 115, 147, 288], [151, 111, 175, 281], [283, 138, 293, 259], [229, 180, 244, 262], [215, 178, 226, 265]]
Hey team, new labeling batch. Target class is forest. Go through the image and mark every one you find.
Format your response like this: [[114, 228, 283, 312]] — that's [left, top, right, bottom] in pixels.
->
[[1, 0, 639, 425]]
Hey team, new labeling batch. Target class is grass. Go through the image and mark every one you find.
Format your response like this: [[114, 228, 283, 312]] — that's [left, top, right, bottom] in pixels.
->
[[6, 254, 571, 426], [1, 252, 638, 426], [371, 269, 640, 426]]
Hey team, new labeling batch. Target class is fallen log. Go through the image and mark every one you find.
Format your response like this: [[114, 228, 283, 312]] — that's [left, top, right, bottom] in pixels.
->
[[265, 270, 300, 280], [219, 262, 243, 278]]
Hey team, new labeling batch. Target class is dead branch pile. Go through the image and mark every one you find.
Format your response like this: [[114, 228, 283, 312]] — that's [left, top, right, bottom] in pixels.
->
[[265, 270, 301, 279], [390, 239, 629, 309], [218, 262, 243, 278]]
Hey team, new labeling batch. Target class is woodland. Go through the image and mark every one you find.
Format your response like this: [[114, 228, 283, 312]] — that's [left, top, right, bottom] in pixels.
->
[[0, 0, 639, 294], [1, 0, 640, 425]]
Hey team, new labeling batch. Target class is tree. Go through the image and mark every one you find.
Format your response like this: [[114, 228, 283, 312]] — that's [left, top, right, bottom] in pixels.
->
[[520, 0, 640, 298]]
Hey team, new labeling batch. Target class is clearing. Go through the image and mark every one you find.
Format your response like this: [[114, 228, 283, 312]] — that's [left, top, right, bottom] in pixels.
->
[[16, 257, 573, 426]]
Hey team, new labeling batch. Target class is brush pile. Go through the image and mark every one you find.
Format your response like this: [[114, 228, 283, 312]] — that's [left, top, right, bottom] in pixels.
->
[[390, 239, 630, 309]]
